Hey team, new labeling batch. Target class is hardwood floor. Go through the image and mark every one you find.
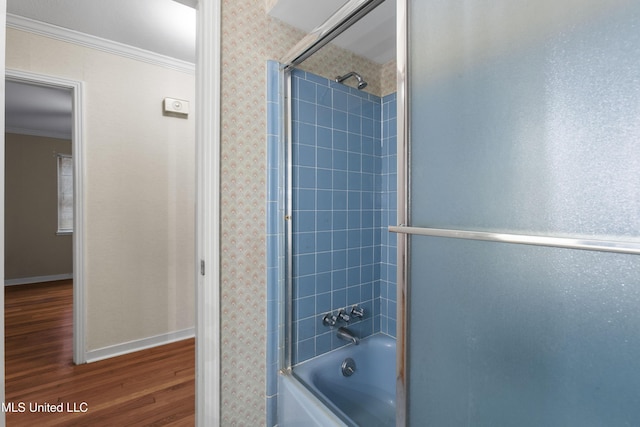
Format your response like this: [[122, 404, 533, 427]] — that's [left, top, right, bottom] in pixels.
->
[[4, 280, 195, 426]]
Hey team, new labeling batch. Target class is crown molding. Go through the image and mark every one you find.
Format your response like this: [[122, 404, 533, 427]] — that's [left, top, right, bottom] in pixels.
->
[[6, 13, 195, 75]]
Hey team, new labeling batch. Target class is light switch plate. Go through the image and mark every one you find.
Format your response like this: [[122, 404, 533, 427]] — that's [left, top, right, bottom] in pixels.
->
[[164, 97, 189, 115]]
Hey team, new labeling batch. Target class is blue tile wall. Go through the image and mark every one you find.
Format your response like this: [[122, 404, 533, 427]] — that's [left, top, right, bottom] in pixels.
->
[[380, 93, 398, 337], [266, 62, 398, 401], [289, 69, 397, 364]]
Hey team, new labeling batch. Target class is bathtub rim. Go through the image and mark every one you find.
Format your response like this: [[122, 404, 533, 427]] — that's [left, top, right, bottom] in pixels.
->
[[288, 333, 397, 427], [279, 370, 349, 427]]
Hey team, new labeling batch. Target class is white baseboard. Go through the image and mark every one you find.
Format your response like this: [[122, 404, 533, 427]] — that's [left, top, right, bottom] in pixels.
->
[[5, 273, 73, 286], [85, 327, 195, 363]]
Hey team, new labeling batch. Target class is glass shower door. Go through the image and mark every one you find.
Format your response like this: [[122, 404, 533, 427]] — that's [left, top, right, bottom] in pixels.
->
[[401, 0, 640, 425]]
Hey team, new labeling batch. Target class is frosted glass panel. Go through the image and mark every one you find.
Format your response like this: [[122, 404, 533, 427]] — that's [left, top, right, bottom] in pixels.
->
[[409, 0, 640, 240], [408, 236, 640, 426], [406, 1, 640, 424]]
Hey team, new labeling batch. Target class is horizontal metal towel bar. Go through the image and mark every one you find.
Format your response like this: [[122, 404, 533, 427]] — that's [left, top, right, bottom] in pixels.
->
[[388, 225, 640, 255]]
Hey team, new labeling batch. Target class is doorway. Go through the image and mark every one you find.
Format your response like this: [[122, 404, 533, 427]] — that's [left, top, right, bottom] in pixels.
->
[[4, 71, 85, 363]]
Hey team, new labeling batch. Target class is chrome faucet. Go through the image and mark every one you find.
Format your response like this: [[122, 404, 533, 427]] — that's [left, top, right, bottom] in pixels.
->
[[337, 309, 350, 323], [350, 305, 364, 319], [322, 306, 363, 329], [322, 313, 338, 327], [337, 327, 359, 345]]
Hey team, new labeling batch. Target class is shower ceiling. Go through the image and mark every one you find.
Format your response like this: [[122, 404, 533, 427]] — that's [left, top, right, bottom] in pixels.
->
[[268, 0, 396, 64]]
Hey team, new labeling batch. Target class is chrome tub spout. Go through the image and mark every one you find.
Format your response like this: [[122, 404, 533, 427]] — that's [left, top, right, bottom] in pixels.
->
[[337, 327, 359, 345]]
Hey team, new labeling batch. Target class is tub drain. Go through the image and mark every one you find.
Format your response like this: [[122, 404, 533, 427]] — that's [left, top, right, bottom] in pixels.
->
[[341, 358, 356, 377]]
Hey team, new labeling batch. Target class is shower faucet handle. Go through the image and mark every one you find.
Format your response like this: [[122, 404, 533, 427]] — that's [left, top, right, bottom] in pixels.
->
[[322, 313, 338, 327], [350, 305, 364, 319], [337, 309, 350, 323]]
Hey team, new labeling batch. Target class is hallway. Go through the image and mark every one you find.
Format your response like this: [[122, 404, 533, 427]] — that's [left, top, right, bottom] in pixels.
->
[[4, 280, 195, 426]]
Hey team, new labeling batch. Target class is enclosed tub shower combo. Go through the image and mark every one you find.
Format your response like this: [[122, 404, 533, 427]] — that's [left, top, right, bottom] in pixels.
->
[[266, 1, 398, 425], [268, 0, 640, 426], [267, 58, 398, 425]]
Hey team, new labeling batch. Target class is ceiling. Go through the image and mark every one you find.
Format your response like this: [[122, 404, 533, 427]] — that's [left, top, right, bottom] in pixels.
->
[[7, 0, 197, 63], [4, 0, 395, 140], [268, 0, 396, 64], [5, 80, 73, 140], [6, 0, 395, 66]]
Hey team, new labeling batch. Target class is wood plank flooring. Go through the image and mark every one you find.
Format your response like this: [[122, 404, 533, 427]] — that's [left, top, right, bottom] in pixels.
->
[[4, 280, 195, 426]]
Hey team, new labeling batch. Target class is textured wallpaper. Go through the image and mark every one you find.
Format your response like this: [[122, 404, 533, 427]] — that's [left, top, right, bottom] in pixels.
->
[[220, 1, 394, 423], [381, 59, 398, 97]]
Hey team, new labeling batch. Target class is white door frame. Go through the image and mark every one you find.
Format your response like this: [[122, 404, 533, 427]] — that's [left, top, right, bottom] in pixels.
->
[[195, 0, 221, 425], [4, 69, 86, 365], [1, 0, 221, 425]]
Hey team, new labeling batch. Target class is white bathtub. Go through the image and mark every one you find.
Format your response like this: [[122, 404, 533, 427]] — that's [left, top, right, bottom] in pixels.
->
[[278, 334, 396, 427]]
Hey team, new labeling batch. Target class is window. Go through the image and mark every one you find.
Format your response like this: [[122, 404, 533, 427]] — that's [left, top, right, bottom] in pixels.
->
[[57, 154, 73, 234]]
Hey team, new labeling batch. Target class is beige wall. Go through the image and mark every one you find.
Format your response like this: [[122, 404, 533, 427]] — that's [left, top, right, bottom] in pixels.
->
[[6, 28, 196, 352], [5, 133, 73, 280], [220, 1, 395, 423]]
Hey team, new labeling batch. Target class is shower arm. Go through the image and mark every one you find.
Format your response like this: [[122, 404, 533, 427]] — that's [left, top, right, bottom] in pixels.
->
[[335, 71, 368, 90], [335, 71, 358, 83]]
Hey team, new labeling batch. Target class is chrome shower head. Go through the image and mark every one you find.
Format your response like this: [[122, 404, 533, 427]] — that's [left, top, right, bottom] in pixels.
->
[[335, 71, 368, 90]]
